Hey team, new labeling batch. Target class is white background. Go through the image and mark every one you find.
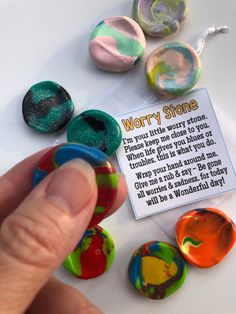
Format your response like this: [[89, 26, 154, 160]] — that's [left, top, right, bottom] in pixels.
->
[[0, 1, 236, 313]]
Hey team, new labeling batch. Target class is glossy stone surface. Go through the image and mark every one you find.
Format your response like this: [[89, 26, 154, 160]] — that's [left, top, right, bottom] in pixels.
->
[[33, 143, 118, 228], [146, 41, 202, 97], [64, 226, 115, 279], [133, 0, 187, 37], [176, 208, 236, 268], [89, 16, 146, 72], [67, 109, 122, 156], [22, 81, 74, 133], [128, 241, 188, 299]]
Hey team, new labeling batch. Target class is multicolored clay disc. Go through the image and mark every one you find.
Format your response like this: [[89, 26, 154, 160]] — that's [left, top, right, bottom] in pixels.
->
[[89, 16, 146, 72], [33, 143, 118, 228], [67, 110, 122, 156], [146, 41, 202, 97], [176, 208, 236, 268], [64, 226, 115, 279], [128, 241, 188, 299], [133, 0, 188, 37], [22, 81, 74, 133]]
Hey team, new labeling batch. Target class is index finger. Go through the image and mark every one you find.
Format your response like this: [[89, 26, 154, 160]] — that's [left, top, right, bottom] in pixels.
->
[[0, 148, 51, 224]]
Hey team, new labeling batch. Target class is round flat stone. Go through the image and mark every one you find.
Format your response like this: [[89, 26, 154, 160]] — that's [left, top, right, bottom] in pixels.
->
[[64, 226, 115, 279], [176, 208, 236, 268], [22, 81, 74, 133], [133, 0, 188, 37], [128, 241, 187, 299], [89, 16, 146, 72], [33, 143, 118, 228], [146, 41, 202, 97], [67, 110, 122, 156]]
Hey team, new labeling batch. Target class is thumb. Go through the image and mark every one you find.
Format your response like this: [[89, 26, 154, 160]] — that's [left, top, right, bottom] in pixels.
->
[[0, 159, 98, 314]]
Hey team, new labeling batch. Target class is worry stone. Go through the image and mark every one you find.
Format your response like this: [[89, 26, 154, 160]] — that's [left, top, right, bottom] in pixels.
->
[[33, 143, 118, 228], [67, 110, 122, 156], [146, 41, 202, 98], [133, 0, 188, 37], [176, 208, 236, 268], [128, 241, 188, 299], [89, 16, 146, 72], [22, 81, 74, 133], [64, 226, 115, 279]]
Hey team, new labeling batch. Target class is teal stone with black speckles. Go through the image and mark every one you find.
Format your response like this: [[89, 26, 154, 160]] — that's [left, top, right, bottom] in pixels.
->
[[22, 81, 74, 133], [67, 110, 122, 156]]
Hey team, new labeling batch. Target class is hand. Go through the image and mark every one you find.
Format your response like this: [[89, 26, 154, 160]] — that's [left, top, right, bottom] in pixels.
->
[[0, 149, 127, 314]]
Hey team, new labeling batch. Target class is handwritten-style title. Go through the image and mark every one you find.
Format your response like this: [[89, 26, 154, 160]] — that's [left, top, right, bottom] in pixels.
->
[[122, 99, 198, 132]]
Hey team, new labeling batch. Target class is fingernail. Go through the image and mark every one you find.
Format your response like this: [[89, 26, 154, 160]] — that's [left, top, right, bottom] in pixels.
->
[[46, 159, 96, 216]]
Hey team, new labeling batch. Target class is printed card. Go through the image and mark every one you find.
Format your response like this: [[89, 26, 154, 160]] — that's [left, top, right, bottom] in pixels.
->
[[116, 88, 236, 219]]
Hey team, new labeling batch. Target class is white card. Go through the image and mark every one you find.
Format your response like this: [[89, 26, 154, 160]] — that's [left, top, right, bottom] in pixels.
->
[[116, 88, 236, 219]]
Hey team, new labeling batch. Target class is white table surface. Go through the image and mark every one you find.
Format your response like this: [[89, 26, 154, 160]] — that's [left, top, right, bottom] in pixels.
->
[[0, 0, 236, 313]]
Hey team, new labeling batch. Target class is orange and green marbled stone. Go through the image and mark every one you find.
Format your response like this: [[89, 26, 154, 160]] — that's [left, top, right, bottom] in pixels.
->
[[176, 208, 236, 268]]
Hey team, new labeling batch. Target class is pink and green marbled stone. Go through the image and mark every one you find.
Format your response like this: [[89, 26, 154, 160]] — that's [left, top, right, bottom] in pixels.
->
[[89, 16, 146, 72]]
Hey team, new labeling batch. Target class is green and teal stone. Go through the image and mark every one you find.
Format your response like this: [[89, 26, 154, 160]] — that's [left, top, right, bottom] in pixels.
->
[[67, 110, 122, 156], [22, 81, 74, 133]]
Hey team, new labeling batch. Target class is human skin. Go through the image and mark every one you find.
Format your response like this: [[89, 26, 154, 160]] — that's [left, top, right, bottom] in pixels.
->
[[0, 148, 127, 314]]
